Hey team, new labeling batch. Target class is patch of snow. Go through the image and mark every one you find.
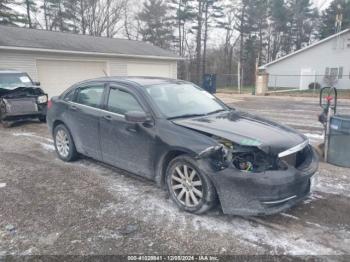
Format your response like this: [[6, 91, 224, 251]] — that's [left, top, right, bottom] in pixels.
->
[[314, 181, 350, 197], [280, 213, 300, 220], [39, 142, 55, 152], [66, 152, 348, 255], [12, 132, 55, 152], [0, 183, 6, 188], [306, 221, 323, 228], [102, 179, 338, 255], [303, 191, 325, 204], [13, 132, 53, 143]]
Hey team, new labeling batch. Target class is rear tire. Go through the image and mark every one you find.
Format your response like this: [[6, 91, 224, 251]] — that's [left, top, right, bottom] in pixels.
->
[[166, 155, 217, 214], [53, 124, 78, 162], [38, 116, 46, 123]]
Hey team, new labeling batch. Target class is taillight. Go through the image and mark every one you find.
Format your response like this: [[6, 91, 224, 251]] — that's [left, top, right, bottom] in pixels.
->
[[47, 99, 53, 109]]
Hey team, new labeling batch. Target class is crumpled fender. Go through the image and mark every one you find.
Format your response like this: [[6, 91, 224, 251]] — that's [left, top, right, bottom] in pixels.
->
[[0, 86, 45, 98]]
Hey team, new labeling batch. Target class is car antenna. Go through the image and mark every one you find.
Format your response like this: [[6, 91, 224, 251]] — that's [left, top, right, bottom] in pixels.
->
[[103, 69, 109, 77]]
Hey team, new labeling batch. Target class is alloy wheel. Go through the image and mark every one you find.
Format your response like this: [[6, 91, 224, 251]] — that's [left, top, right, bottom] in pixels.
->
[[171, 164, 203, 208], [55, 129, 70, 158]]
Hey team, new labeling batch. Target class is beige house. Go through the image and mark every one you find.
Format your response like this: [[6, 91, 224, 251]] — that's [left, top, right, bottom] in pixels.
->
[[0, 26, 180, 97]]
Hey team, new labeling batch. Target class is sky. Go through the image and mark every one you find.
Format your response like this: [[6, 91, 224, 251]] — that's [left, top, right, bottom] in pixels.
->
[[314, 0, 333, 10], [12, 0, 334, 48]]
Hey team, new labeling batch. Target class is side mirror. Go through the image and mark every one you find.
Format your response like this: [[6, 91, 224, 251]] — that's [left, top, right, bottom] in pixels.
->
[[34, 81, 41, 86], [125, 111, 150, 123]]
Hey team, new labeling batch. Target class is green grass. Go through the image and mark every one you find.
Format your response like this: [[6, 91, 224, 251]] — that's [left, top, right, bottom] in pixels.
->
[[267, 89, 350, 99], [217, 86, 256, 94]]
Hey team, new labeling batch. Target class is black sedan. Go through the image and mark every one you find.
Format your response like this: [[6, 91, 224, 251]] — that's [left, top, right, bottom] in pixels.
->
[[0, 70, 47, 127], [46, 77, 318, 216]]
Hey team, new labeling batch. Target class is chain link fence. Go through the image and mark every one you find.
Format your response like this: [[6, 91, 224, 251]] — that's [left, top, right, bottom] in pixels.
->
[[215, 74, 255, 94]]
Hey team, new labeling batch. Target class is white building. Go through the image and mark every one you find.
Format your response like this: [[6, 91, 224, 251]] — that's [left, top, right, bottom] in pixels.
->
[[0, 26, 180, 97], [260, 29, 350, 90]]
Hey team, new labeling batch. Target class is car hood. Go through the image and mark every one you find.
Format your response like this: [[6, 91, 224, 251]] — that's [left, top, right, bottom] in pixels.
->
[[0, 86, 45, 98], [172, 110, 307, 155]]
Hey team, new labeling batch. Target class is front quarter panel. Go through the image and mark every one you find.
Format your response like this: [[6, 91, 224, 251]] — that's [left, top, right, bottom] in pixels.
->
[[153, 119, 220, 186]]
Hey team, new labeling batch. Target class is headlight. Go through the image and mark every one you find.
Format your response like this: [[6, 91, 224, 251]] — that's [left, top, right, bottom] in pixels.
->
[[232, 147, 277, 173], [37, 95, 48, 104]]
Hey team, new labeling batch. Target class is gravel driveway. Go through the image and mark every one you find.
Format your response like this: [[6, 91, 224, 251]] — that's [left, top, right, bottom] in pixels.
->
[[0, 95, 349, 258]]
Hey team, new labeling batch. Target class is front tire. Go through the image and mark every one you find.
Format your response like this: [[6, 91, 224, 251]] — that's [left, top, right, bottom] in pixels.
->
[[0, 108, 10, 128], [1, 120, 11, 128], [166, 155, 217, 214], [53, 124, 78, 162]]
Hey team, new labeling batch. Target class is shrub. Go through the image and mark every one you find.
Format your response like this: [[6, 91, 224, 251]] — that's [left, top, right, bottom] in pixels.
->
[[308, 82, 321, 90]]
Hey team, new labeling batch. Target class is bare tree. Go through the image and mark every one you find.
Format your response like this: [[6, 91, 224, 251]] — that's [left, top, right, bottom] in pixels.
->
[[123, 0, 142, 40], [195, 0, 203, 84], [85, 0, 125, 37]]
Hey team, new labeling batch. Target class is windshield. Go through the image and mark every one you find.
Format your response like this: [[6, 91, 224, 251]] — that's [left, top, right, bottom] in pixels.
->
[[146, 83, 227, 119], [0, 73, 33, 90]]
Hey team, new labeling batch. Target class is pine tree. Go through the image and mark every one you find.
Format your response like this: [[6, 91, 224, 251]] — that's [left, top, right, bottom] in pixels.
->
[[202, 0, 224, 76], [138, 0, 174, 49], [168, 0, 195, 56], [287, 0, 318, 51], [168, 0, 196, 80], [267, 0, 289, 61], [41, 0, 80, 32], [62, 0, 80, 32], [0, 0, 22, 25], [319, 0, 350, 39], [23, 0, 37, 28]]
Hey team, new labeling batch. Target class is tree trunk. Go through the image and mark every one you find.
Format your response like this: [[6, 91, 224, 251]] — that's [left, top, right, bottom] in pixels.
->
[[202, 1, 209, 78], [178, 1, 182, 56], [43, 0, 49, 30], [239, 3, 245, 89], [107, 0, 111, 37], [80, 0, 86, 34], [58, 1, 64, 31], [25, 0, 32, 28], [195, 0, 203, 85]]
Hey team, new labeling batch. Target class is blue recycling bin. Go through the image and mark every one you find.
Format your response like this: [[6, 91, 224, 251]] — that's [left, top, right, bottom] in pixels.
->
[[327, 115, 350, 168], [202, 74, 217, 94]]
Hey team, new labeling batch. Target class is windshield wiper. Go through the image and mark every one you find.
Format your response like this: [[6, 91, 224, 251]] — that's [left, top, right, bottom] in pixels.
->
[[167, 113, 206, 120], [206, 109, 227, 115]]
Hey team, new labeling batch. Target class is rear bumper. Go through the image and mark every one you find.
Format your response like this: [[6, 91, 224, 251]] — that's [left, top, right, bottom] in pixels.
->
[[207, 147, 319, 216]]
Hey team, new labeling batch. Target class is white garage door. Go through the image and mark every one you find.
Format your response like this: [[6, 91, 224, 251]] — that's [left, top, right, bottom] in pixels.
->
[[37, 60, 107, 97], [128, 62, 172, 78]]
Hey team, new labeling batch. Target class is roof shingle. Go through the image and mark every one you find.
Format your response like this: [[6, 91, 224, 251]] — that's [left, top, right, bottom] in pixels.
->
[[0, 25, 180, 59]]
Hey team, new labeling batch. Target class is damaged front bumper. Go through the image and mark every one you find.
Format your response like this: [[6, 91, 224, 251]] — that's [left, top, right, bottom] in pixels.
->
[[0, 97, 47, 121], [203, 146, 319, 216]]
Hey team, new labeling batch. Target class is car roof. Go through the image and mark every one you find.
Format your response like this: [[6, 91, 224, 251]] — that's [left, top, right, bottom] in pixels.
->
[[85, 76, 189, 87], [0, 69, 26, 74]]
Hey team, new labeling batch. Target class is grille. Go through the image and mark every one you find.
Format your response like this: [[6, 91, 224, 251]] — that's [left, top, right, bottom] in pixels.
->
[[5, 98, 38, 114]]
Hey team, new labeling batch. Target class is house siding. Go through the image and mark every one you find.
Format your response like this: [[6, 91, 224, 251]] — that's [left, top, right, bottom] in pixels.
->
[[265, 31, 350, 90]]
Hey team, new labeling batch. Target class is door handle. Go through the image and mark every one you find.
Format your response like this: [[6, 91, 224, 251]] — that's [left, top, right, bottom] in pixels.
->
[[70, 105, 78, 111], [103, 115, 112, 121]]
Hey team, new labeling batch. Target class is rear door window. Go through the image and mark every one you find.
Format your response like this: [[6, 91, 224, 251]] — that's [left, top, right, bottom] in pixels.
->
[[107, 88, 143, 115], [75, 85, 104, 108]]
